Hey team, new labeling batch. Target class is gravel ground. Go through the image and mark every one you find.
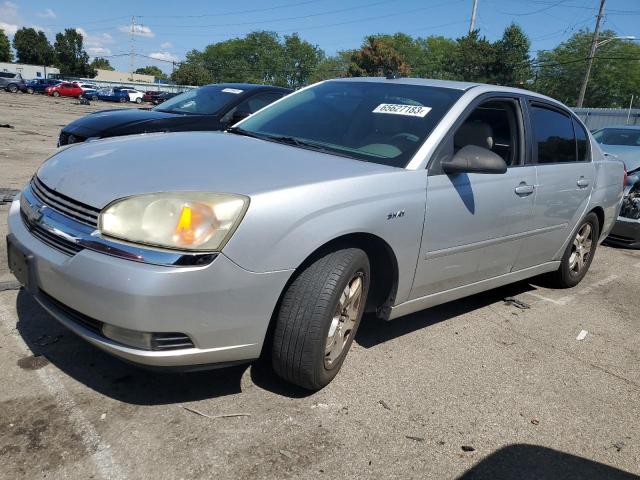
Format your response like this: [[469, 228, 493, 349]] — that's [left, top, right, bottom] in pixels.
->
[[0, 90, 639, 480]]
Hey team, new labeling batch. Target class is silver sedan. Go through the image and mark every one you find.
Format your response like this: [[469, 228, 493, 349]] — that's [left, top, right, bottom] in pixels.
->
[[7, 78, 623, 389]]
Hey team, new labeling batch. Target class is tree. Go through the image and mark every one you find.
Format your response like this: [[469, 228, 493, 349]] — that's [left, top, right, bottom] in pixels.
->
[[348, 36, 410, 77], [282, 33, 324, 88], [533, 29, 640, 107], [54, 29, 96, 77], [309, 51, 351, 82], [0, 29, 11, 62], [494, 23, 532, 87], [171, 57, 211, 85], [452, 30, 497, 83], [135, 65, 168, 81], [12, 27, 54, 65], [91, 57, 114, 71]]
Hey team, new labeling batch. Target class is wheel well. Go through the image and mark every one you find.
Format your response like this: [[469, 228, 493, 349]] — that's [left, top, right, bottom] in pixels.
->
[[589, 206, 605, 236]]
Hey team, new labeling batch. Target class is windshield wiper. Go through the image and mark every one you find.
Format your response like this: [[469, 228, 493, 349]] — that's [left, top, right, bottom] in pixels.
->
[[226, 126, 268, 140]]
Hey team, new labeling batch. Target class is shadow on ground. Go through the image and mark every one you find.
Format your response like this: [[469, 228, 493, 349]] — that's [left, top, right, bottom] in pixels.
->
[[356, 279, 537, 349], [458, 444, 639, 480], [15, 290, 312, 404]]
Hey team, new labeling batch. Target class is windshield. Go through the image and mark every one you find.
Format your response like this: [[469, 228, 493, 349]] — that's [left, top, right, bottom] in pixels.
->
[[235, 80, 463, 167], [593, 128, 640, 146], [152, 85, 243, 115]]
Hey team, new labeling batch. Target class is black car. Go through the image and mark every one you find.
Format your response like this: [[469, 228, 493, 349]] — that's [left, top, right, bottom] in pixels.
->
[[58, 83, 292, 146], [151, 91, 179, 105]]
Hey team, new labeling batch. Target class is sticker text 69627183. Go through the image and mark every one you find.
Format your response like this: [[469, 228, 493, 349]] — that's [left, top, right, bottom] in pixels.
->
[[372, 104, 431, 118]]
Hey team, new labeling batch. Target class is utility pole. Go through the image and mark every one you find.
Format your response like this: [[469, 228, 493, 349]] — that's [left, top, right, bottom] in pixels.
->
[[469, 0, 478, 34], [576, 0, 606, 108], [129, 16, 136, 81]]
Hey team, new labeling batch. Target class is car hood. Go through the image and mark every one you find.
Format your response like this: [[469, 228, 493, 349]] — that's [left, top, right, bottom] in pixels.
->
[[600, 144, 640, 172], [64, 108, 180, 135], [36, 131, 393, 209]]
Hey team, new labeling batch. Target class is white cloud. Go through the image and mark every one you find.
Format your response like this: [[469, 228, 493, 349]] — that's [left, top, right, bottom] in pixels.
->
[[160, 41, 172, 49], [118, 24, 154, 38], [0, 1, 19, 35], [149, 51, 179, 62], [37, 8, 56, 19], [87, 47, 112, 57], [76, 28, 113, 47]]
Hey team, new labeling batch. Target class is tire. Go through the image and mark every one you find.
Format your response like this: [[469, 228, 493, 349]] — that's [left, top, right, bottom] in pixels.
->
[[135, 97, 142, 104], [91, 95, 98, 101], [52, 91, 60, 97], [26, 87, 34, 94], [547, 212, 599, 288], [119, 97, 127, 103], [7, 83, 18, 93], [272, 248, 370, 390]]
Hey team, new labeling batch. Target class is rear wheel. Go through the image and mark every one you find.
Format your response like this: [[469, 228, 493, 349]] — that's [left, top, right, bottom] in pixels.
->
[[272, 248, 370, 390], [548, 212, 599, 288], [119, 97, 127, 103], [52, 91, 60, 97], [135, 97, 142, 104], [7, 83, 18, 93], [26, 87, 34, 94]]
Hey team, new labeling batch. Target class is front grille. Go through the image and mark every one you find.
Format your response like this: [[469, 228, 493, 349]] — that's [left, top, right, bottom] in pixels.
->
[[21, 210, 83, 255], [151, 333, 196, 351], [31, 176, 99, 228], [58, 131, 86, 146], [40, 289, 103, 335]]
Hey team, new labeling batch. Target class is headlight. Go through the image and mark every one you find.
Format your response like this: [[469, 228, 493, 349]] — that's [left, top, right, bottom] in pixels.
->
[[99, 192, 249, 251]]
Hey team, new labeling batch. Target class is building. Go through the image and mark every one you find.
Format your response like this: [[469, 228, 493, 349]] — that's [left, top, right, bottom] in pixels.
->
[[94, 69, 155, 84], [0, 62, 59, 79]]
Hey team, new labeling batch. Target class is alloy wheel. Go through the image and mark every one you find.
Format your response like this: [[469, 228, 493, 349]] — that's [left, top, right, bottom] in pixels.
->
[[324, 273, 364, 368], [569, 223, 593, 274]]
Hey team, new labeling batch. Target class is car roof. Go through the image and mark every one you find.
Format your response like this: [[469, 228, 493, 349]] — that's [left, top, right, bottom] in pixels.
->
[[329, 77, 563, 104], [202, 82, 293, 93], [596, 125, 640, 131]]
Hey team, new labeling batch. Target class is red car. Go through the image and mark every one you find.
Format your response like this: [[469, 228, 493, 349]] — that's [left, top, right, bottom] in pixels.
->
[[46, 82, 84, 98], [142, 90, 164, 103]]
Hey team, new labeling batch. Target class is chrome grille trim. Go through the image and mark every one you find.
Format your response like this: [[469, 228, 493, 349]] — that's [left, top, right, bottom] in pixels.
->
[[31, 176, 99, 227]]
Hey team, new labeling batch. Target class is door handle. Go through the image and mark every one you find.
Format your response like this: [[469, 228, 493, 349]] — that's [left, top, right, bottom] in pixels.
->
[[515, 183, 535, 195], [577, 177, 590, 188]]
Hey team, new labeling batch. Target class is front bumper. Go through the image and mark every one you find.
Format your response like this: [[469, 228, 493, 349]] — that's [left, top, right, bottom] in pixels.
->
[[8, 196, 293, 367], [606, 216, 640, 249]]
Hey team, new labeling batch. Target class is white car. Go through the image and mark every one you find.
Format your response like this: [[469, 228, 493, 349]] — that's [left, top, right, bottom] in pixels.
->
[[77, 83, 98, 92], [122, 88, 144, 104]]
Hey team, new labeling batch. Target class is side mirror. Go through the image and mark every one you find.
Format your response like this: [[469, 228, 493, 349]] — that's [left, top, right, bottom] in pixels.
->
[[441, 145, 507, 175]]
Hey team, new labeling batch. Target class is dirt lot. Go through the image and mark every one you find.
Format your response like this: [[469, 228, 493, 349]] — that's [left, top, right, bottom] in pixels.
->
[[1, 90, 639, 480]]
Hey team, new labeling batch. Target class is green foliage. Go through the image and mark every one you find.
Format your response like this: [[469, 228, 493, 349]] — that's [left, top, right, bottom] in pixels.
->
[[171, 56, 212, 86], [452, 30, 497, 83], [282, 33, 324, 89], [348, 36, 411, 77], [54, 29, 96, 78], [494, 23, 532, 87], [91, 57, 114, 71], [533, 29, 640, 107], [0, 29, 11, 62], [12, 27, 54, 65], [309, 51, 351, 82], [135, 65, 168, 80]]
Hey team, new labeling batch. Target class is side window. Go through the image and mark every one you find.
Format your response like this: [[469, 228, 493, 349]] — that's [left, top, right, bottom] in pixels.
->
[[430, 98, 522, 174], [243, 92, 284, 114], [573, 118, 589, 162], [530, 105, 576, 164]]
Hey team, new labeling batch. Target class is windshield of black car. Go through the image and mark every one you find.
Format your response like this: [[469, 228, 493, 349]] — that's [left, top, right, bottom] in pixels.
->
[[234, 81, 463, 167], [152, 86, 243, 115], [593, 128, 640, 146]]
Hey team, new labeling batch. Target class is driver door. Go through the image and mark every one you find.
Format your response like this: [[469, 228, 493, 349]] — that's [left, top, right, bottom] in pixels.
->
[[410, 96, 537, 299]]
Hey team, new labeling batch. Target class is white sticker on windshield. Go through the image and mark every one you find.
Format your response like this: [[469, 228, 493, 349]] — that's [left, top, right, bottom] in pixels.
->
[[222, 88, 244, 94], [372, 103, 431, 117]]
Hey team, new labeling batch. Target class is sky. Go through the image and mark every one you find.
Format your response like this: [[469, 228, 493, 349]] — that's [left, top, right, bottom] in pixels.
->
[[1, 0, 639, 74]]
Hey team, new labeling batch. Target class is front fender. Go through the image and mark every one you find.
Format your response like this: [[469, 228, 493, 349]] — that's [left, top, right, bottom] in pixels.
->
[[223, 169, 428, 304]]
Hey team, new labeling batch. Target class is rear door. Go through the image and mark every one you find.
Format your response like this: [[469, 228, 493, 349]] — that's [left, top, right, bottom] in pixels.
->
[[515, 100, 595, 269], [410, 95, 537, 299]]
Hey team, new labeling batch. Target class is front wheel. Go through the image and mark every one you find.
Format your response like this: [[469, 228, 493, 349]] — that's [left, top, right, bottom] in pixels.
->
[[135, 97, 142, 104], [26, 87, 34, 94], [7, 83, 18, 93], [52, 91, 60, 97], [548, 212, 599, 288], [272, 248, 370, 390], [119, 97, 127, 103]]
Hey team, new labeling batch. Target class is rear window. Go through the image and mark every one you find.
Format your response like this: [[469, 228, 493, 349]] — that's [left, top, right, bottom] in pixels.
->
[[236, 81, 463, 167], [592, 128, 640, 146]]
